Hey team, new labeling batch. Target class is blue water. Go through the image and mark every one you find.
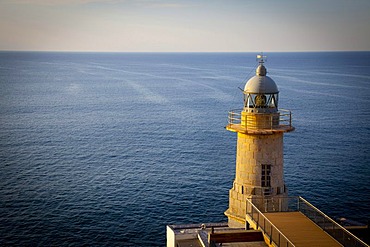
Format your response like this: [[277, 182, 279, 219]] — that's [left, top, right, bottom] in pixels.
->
[[0, 52, 369, 246]]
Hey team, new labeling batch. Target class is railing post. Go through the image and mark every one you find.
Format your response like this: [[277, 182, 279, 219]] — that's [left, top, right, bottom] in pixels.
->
[[251, 203, 254, 221], [270, 115, 272, 129], [270, 225, 273, 244], [332, 220, 335, 238]]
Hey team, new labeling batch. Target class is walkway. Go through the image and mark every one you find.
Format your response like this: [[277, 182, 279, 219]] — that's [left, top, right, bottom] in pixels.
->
[[264, 212, 342, 247]]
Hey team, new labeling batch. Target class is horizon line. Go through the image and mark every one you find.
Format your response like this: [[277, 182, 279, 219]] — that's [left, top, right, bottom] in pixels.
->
[[1, 50, 370, 53]]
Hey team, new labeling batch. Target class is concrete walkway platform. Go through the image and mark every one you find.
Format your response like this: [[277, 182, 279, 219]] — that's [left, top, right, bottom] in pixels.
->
[[264, 212, 342, 247]]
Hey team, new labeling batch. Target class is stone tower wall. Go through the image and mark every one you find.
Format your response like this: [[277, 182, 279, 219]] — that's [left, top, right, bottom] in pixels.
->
[[225, 132, 287, 227]]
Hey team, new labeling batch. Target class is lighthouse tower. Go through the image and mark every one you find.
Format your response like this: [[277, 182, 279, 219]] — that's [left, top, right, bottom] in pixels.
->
[[224, 55, 294, 228]]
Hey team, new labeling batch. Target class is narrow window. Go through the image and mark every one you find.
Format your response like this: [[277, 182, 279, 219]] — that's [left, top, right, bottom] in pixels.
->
[[261, 164, 271, 187], [269, 95, 276, 108]]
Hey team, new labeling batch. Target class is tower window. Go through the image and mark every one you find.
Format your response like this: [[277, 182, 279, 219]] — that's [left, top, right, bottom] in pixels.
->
[[261, 164, 271, 187]]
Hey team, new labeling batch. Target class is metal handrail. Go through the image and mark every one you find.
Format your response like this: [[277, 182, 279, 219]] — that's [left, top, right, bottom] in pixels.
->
[[246, 199, 295, 247], [298, 197, 369, 247], [228, 108, 292, 129]]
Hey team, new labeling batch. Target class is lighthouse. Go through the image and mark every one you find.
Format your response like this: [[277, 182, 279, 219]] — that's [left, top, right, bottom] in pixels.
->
[[167, 54, 367, 247], [224, 54, 295, 228]]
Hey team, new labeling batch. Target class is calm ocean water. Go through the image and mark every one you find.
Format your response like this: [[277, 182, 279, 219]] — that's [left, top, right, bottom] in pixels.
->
[[0, 52, 369, 246]]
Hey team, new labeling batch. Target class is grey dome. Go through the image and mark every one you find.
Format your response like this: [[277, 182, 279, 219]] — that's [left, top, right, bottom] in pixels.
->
[[244, 64, 278, 94], [244, 75, 279, 94]]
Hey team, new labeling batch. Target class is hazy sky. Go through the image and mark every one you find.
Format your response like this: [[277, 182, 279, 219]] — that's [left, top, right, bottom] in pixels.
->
[[1, 0, 370, 52]]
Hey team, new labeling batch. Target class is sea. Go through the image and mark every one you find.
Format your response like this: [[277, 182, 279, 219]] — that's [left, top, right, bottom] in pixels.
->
[[0, 51, 369, 246]]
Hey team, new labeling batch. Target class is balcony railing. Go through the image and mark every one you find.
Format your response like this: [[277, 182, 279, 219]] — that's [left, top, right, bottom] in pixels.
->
[[227, 109, 293, 131], [246, 197, 369, 247]]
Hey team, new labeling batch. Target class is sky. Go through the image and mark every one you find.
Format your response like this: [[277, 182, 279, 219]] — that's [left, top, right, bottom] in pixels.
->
[[0, 0, 370, 52]]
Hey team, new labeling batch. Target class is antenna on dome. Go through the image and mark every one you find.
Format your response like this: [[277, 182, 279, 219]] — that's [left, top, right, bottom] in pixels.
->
[[256, 53, 267, 65], [256, 53, 267, 76]]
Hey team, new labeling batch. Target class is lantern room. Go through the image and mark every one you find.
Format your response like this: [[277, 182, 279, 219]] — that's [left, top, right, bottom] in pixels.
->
[[243, 60, 279, 114]]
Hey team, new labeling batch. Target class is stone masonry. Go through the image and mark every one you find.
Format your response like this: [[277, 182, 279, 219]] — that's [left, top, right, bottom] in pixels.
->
[[225, 132, 287, 227]]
